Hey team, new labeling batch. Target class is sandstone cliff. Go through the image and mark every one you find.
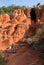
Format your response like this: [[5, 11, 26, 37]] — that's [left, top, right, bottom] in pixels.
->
[[0, 7, 44, 50], [0, 9, 31, 50]]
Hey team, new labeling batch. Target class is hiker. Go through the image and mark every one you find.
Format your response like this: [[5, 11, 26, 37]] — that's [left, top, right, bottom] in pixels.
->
[[11, 43, 16, 53]]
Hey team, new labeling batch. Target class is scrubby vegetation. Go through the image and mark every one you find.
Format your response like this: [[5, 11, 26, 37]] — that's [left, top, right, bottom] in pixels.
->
[[0, 5, 27, 16], [0, 51, 8, 65], [33, 37, 44, 63], [32, 22, 44, 63], [35, 22, 44, 37]]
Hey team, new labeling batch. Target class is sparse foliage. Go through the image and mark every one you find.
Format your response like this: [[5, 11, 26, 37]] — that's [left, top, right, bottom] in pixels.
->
[[0, 5, 27, 16], [0, 51, 8, 65]]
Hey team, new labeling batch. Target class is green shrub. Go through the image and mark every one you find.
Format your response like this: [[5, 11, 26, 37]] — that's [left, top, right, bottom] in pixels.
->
[[35, 22, 44, 37], [32, 38, 44, 62], [0, 51, 8, 65]]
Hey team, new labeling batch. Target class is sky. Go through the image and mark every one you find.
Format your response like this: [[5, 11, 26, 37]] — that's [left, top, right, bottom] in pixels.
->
[[0, 0, 44, 7]]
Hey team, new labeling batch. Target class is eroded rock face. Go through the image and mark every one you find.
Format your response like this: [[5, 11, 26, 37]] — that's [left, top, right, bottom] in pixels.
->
[[24, 8, 31, 18], [13, 9, 26, 22], [0, 9, 31, 50], [0, 8, 44, 50], [0, 14, 11, 50], [35, 7, 44, 23], [12, 9, 31, 43]]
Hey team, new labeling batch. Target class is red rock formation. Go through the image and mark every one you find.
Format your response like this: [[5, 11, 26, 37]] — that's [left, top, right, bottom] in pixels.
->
[[12, 9, 31, 44], [0, 9, 31, 50], [35, 7, 44, 22], [0, 15, 3, 26], [0, 7, 44, 50], [24, 8, 31, 18]]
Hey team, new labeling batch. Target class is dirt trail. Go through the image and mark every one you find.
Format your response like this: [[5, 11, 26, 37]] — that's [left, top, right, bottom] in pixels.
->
[[7, 44, 42, 65]]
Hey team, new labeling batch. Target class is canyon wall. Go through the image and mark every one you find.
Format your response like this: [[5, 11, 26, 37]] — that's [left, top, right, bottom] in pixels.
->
[[0, 7, 44, 50], [0, 9, 31, 50]]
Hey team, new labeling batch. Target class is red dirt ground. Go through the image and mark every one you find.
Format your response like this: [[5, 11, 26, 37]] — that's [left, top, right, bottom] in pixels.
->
[[7, 44, 42, 65]]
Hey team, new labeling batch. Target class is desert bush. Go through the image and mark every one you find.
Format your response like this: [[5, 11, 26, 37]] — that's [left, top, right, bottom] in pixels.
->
[[35, 22, 44, 37], [32, 37, 44, 63], [0, 5, 27, 15], [0, 51, 8, 65], [32, 21, 44, 62]]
